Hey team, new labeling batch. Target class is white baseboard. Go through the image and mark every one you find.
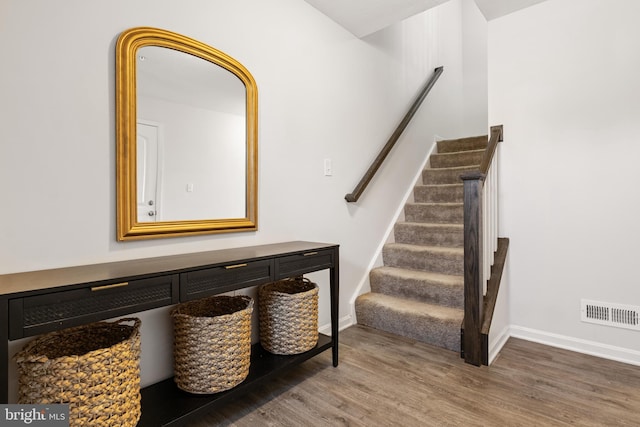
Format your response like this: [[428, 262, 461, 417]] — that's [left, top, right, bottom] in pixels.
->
[[488, 325, 510, 365], [347, 137, 439, 322], [319, 315, 354, 336], [507, 325, 640, 367]]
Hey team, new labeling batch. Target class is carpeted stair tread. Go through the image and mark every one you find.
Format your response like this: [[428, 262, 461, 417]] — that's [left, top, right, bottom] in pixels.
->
[[394, 222, 463, 247], [422, 165, 479, 185], [437, 135, 487, 153], [404, 202, 463, 224], [355, 133, 488, 353], [430, 149, 485, 169], [370, 266, 463, 308], [355, 292, 462, 351], [383, 243, 463, 275], [414, 183, 463, 203]]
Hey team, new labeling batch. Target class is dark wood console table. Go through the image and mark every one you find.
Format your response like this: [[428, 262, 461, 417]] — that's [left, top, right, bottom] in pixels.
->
[[0, 241, 339, 426]]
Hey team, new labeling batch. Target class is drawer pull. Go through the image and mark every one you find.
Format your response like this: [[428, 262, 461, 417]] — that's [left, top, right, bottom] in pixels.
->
[[303, 252, 318, 256], [224, 263, 248, 270], [91, 282, 129, 292]]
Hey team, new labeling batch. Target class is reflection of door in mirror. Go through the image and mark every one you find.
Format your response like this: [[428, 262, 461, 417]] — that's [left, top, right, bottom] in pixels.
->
[[136, 46, 247, 221], [137, 122, 160, 222]]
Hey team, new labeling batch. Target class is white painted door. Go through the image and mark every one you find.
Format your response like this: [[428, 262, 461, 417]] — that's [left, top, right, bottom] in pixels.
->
[[137, 122, 159, 222]]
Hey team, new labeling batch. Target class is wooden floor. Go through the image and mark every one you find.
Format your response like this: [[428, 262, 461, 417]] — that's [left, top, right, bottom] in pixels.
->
[[188, 325, 640, 426]]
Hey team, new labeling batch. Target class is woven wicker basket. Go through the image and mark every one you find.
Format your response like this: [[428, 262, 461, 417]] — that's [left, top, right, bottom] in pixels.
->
[[171, 295, 253, 394], [258, 277, 319, 355], [13, 318, 141, 427]]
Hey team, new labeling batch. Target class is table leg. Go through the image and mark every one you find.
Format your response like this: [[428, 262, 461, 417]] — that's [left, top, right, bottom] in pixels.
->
[[330, 251, 339, 367], [1, 297, 8, 403]]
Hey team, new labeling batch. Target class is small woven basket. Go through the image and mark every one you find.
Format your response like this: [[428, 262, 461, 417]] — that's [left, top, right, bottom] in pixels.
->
[[13, 318, 141, 427], [171, 295, 253, 394], [258, 277, 319, 355]]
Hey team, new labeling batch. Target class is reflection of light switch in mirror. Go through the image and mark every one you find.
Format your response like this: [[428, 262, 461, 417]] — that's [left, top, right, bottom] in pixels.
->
[[187, 183, 194, 192]]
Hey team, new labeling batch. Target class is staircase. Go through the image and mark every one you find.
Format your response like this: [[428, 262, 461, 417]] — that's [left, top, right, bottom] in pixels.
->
[[355, 135, 488, 352]]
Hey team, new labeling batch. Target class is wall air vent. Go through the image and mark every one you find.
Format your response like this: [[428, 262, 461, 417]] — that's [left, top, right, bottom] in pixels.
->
[[581, 299, 640, 331]]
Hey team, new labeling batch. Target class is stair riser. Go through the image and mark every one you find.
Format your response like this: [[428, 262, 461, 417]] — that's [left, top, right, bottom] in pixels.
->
[[437, 136, 487, 153], [383, 247, 463, 276], [355, 297, 460, 352], [357, 135, 487, 355], [414, 185, 463, 203], [370, 269, 463, 308], [430, 150, 484, 168], [404, 204, 463, 224], [422, 166, 477, 185], [394, 223, 463, 247]]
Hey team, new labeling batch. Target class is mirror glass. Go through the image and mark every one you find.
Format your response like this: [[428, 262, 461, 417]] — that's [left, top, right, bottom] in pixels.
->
[[116, 27, 258, 240], [136, 46, 246, 222]]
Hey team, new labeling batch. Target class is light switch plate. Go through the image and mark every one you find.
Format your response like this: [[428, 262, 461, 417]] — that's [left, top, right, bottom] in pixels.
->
[[324, 158, 332, 176]]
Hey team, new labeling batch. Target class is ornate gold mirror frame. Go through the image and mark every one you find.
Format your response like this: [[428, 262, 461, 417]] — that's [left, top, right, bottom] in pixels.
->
[[116, 27, 258, 241]]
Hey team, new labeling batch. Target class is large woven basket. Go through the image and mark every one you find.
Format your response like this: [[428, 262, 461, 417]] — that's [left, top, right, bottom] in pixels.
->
[[171, 295, 253, 394], [258, 277, 319, 355], [13, 318, 141, 427]]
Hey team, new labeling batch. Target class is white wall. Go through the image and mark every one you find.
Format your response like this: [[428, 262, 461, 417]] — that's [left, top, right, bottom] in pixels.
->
[[0, 0, 479, 399], [489, 0, 640, 363], [462, 0, 488, 133]]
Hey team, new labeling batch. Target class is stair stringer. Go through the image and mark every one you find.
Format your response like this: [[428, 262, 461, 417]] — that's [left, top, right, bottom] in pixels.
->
[[348, 136, 442, 323]]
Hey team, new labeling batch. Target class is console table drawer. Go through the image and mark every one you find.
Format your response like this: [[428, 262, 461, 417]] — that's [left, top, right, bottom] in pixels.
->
[[277, 249, 334, 279], [180, 259, 274, 301], [9, 275, 179, 339]]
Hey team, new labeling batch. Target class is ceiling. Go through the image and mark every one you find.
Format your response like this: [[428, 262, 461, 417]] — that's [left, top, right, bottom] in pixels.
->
[[473, 0, 549, 20], [303, 0, 549, 37]]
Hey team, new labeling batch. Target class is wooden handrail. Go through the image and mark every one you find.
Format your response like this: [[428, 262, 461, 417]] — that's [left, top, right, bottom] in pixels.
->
[[345, 66, 444, 203], [479, 125, 503, 174]]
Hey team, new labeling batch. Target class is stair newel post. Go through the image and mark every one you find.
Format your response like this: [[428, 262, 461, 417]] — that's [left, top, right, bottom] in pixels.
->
[[461, 171, 486, 366]]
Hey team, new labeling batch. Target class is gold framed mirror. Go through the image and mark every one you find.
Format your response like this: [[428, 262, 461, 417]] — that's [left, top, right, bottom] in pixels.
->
[[116, 27, 258, 240]]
